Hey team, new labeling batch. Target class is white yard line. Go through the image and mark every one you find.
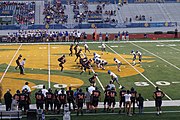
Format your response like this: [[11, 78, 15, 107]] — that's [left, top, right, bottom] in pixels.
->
[[0, 44, 22, 83], [158, 42, 180, 52], [91, 68, 105, 91], [81, 52, 105, 91], [48, 43, 51, 88], [131, 42, 180, 71], [105, 44, 172, 100]]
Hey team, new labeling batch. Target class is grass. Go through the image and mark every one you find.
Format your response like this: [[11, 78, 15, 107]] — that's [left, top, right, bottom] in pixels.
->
[[0, 41, 180, 102], [20, 106, 180, 120]]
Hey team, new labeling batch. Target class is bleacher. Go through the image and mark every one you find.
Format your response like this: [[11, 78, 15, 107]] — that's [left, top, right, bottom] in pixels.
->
[[0, 1, 35, 25], [0, 0, 180, 29]]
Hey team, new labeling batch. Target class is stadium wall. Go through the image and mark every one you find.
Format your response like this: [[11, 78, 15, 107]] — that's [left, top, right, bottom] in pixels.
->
[[0, 22, 177, 30]]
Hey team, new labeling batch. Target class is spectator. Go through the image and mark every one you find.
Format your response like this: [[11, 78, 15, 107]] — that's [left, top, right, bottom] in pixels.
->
[[85, 87, 91, 112], [4, 89, 12, 111], [124, 90, 132, 116], [137, 93, 144, 114]]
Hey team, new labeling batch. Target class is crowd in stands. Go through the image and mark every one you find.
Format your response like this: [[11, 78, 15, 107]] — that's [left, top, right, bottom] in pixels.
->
[[72, 0, 88, 23], [43, 1, 68, 24], [135, 15, 152, 21], [0, 1, 35, 25], [4, 81, 144, 116]]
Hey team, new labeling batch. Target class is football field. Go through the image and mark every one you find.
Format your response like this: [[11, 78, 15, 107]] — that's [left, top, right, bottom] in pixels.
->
[[0, 40, 180, 103]]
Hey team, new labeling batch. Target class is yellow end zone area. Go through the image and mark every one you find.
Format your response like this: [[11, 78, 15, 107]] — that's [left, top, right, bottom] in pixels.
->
[[1, 72, 84, 95], [0, 44, 154, 96]]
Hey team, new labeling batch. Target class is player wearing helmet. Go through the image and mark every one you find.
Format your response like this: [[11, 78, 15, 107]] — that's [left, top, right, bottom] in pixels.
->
[[131, 50, 136, 66], [136, 50, 142, 64], [114, 58, 122, 72], [58, 54, 66, 71], [108, 70, 122, 89]]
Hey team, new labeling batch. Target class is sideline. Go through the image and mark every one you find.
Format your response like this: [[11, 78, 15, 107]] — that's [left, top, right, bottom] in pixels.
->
[[0, 44, 22, 83], [0, 39, 180, 45], [105, 44, 172, 100]]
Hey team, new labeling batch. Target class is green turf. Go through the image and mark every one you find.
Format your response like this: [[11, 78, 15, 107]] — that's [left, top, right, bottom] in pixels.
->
[[0, 41, 180, 103]]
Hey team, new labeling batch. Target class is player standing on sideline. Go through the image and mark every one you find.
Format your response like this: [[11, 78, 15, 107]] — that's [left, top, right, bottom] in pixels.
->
[[66, 87, 75, 111], [57, 90, 67, 114], [69, 44, 73, 56], [84, 43, 91, 54], [76, 89, 85, 116], [91, 87, 101, 113], [35, 89, 44, 109], [125, 31, 129, 41], [103, 85, 110, 111], [99, 32, 102, 43], [114, 58, 122, 72], [119, 86, 126, 114], [108, 70, 122, 89], [131, 50, 136, 66], [58, 55, 66, 71], [108, 87, 117, 112], [153, 87, 165, 115], [130, 87, 137, 114], [118, 31, 120, 41], [136, 93, 144, 114], [122, 31, 125, 41], [45, 88, 54, 111], [105, 32, 109, 41], [136, 50, 142, 64], [15, 54, 22, 70]]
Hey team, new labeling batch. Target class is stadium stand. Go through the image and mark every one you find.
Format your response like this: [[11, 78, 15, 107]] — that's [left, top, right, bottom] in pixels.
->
[[0, 1, 35, 25], [0, 0, 179, 29]]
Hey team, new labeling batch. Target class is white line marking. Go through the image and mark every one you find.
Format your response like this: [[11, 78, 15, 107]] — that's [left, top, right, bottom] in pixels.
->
[[0, 44, 22, 83], [48, 43, 51, 89], [0, 39, 180, 46], [131, 42, 180, 71], [81, 52, 105, 91], [172, 82, 180, 84], [91, 68, 105, 91], [105, 44, 172, 100], [159, 43, 180, 52], [110, 46, 118, 47]]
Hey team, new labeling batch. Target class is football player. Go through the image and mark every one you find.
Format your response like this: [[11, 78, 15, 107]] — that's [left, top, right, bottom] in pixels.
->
[[108, 70, 122, 89], [84, 43, 90, 54], [114, 58, 122, 72], [131, 50, 136, 66], [58, 55, 66, 71], [136, 50, 142, 64]]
